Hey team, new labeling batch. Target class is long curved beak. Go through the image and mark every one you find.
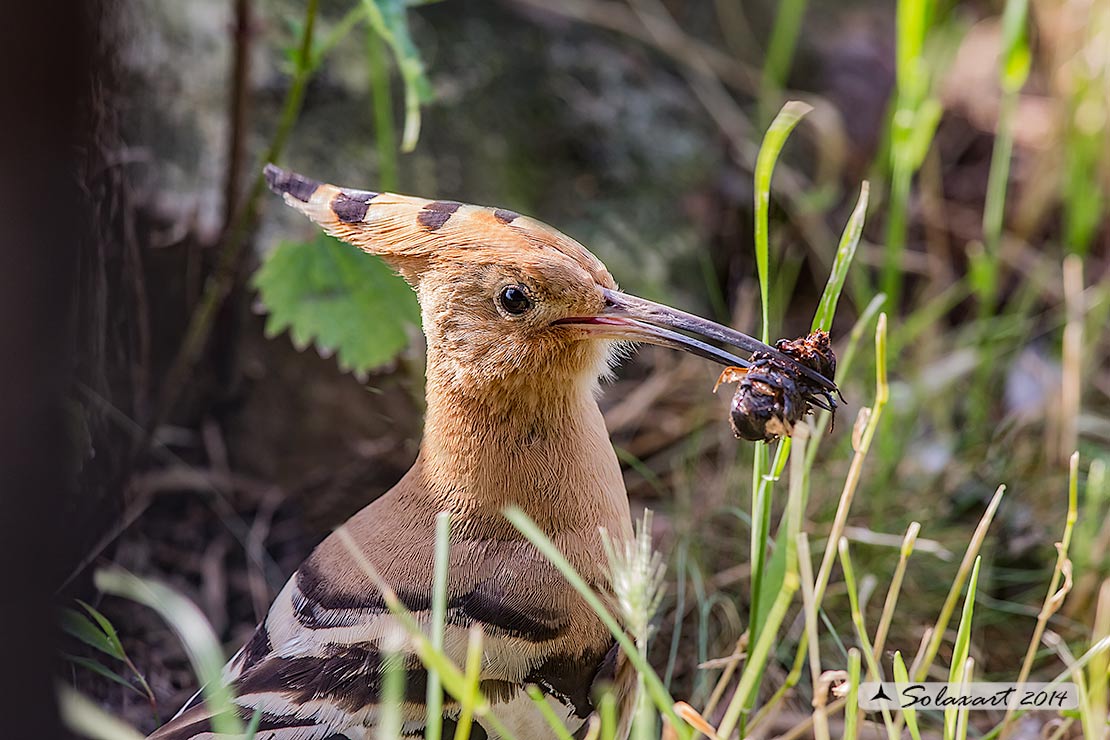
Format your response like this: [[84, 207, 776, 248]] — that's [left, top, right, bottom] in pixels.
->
[[555, 288, 838, 393]]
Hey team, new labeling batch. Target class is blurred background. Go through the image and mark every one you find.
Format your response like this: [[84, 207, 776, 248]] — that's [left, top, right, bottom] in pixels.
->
[[48, 0, 1110, 735]]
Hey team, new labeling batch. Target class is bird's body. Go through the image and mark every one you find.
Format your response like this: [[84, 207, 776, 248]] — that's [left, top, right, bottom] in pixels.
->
[[149, 166, 836, 740]]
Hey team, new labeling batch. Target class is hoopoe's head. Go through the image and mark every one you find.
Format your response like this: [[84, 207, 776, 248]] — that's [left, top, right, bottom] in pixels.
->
[[264, 165, 838, 399]]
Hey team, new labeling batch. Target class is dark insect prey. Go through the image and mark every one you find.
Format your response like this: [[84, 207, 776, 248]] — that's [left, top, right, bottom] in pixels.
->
[[715, 330, 841, 442]]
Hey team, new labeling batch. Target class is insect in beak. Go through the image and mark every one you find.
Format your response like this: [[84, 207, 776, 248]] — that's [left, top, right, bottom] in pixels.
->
[[556, 288, 839, 394]]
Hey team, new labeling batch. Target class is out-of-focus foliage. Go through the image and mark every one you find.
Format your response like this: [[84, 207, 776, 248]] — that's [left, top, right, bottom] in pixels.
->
[[253, 234, 420, 375]]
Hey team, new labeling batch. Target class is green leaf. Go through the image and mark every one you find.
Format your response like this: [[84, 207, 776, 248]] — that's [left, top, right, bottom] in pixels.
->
[[812, 181, 869, 333], [362, 0, 433, 151], [76, 600, 127, 660], [61, 608, 125, 660], [893, 652, 922, 740], [253, 233, 420, 375], [945, 556, 981, 740], [753, 100, 813, 343], [845, 649, 861, 740], [64, 654, 145, 697], [907, 97, 943, 170]]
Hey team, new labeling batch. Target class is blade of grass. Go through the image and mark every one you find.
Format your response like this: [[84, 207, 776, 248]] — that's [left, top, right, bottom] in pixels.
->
[[1087, 580, 1110, 740], [378, 639, 405, 740], [63, 655, 146, 697], [873, 522, 920, 660], [716, 570, 799, 739], [244, 708, 262, 740], [758, 0, 809, 126], [844, 649, 862, 740], [944, 557, 981, 740], [748, 103, 811, 705], [797, 533, 831, 740], [812, 182, 871, 334], [751, 437, 791, 634], [815, 313, 889, 606], [839, 538, 898, 739], [367, 22, 399, 191], [980, 0, 1031, 310], [151, 0, 321, 430], [754, 100, 812, 344], [1000, 452, 1079, 731], [664, 541, 688, 690], [1046, 634, 1110, 688], [95, 568, 242, 736], [360, 0, 432, 152], [893, 652, 922, 740], [57, 684, 146, 740], [424, 512, 450, 740], [600, 690, 618, 740], [453, 627, 484, 740], [718, 427, 808, 738], [953, 658, 974, 740], [803, 293, 885, 474], [913, 484, 1005, 680], [75, 600, 157, 711], [884, 0, 942, 306], [526, 685, 576, 740], [60, 608, 125, 660], [1042, 632, 1095, 740]]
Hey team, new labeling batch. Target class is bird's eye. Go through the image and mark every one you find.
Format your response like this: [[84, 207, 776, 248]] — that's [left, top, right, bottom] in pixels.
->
[[498, 285, 532, 315]]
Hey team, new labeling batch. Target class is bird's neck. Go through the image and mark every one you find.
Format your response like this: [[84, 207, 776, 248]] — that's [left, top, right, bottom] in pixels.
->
[[415, 365, 631, 538]]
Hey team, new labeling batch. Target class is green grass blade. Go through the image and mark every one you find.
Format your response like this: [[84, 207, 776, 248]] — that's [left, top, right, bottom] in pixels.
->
[[75, 600, 127, 659], [839, 538, 898, 739], [845, 648, 862, 740], [367, 22, 399, 191], [600, 690, 617, 740], [945, 557, 981, 739], [759, 0, 809, 125], [915, 485, 1004, 681], [63, 654, 145, 697], [379, 645, 405, 740], [526, 685, 575, 740], [750, 437, 791, 642], [812, 181, 870, 333], [245, 708, 262, 740], [716, 571, 799, 739], [58, 684, 145, 740], [331, 528, 522, 740], [424, 512, 451, 740], [893, 652, 922, 740], [60, 608, 125, 661], [453, 627, 484, 740], [95, 568, 242, 736], [754, 100, 812, 343]]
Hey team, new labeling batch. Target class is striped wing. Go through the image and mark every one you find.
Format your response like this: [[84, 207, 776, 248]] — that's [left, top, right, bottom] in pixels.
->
[[149, 495, 627, 739]]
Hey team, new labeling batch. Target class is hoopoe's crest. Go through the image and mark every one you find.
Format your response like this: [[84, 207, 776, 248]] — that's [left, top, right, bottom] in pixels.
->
[[264, 164, 615, 291]]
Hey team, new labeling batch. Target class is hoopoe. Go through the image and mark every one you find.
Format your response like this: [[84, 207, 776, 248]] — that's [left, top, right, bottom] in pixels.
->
[[148, 165, 837, 740]]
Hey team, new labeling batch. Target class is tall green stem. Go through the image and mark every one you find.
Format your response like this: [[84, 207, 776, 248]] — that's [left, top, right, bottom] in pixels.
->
[[368, 25, 399, 191]]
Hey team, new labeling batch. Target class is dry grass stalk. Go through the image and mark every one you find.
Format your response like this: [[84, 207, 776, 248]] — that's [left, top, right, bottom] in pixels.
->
[[914, 484, 1006, 680], [1059, 256, 1083, 464], [872, 522, 921, 661]]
